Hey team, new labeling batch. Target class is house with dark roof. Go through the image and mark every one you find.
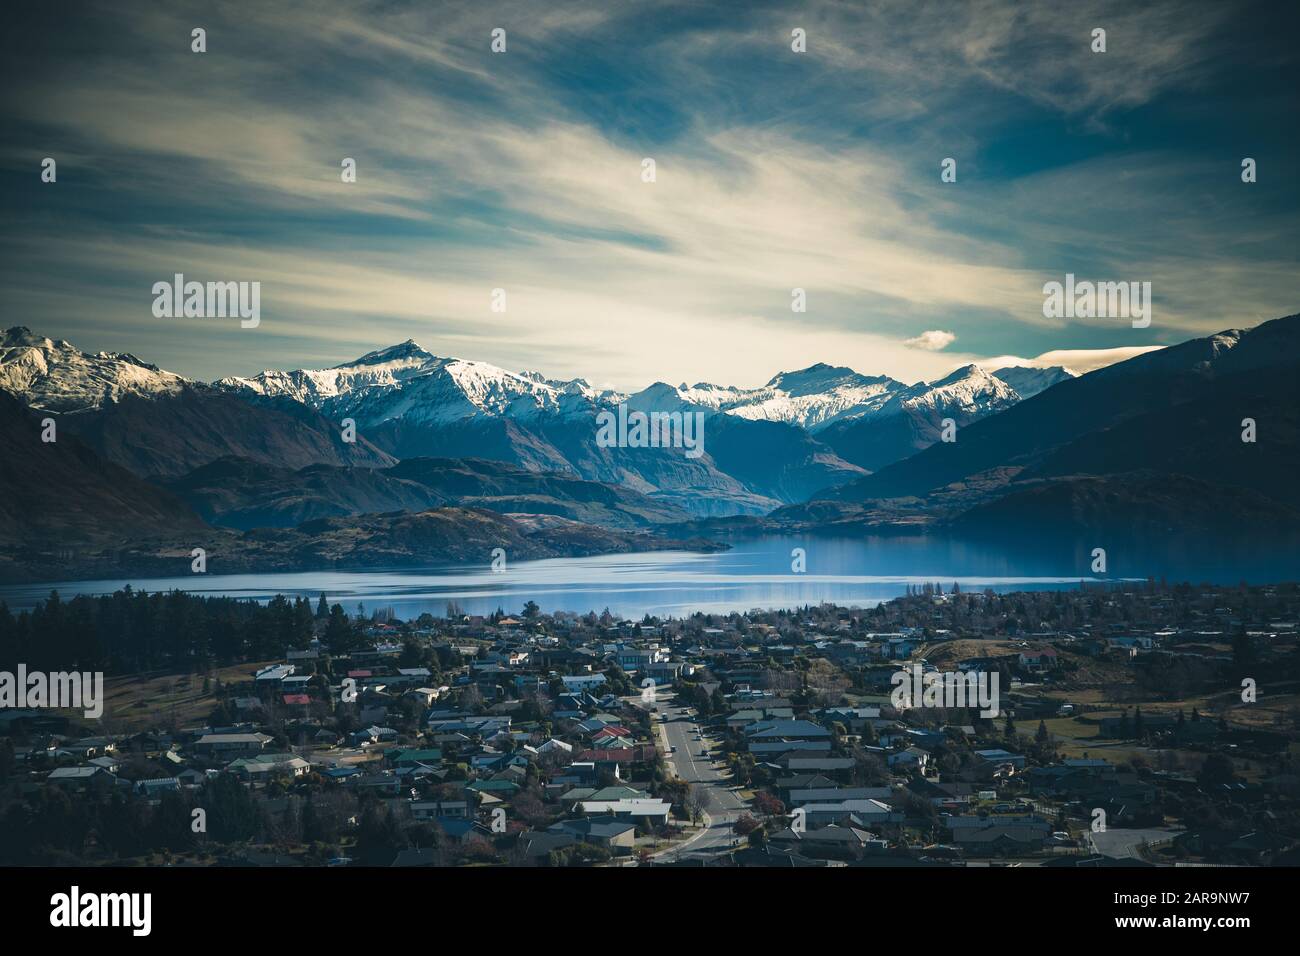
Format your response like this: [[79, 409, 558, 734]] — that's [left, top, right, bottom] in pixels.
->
[[547, 815, 637, 850], [769, 823, 883, 860], [746, 720, 832, 741]]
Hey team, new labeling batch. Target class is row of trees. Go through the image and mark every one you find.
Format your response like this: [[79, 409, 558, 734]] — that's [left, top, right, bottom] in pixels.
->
[[0, 588, 362, 674], [0, 773, 330, 865]]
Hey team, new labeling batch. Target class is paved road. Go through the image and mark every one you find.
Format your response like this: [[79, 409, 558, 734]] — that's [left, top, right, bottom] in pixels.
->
[[650, 692, 748, 860]]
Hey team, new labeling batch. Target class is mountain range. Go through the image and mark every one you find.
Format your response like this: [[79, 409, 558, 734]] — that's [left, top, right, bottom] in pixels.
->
[[3, 314, 1296, 581], [0, 386, 720, 582], [2, 325, 1074, 517], [765, 312, 1300, 545]]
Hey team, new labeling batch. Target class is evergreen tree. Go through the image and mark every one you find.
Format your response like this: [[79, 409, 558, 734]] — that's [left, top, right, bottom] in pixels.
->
[[292, 597, 315, 649], [355, 803, 406, 864], [204, 773, 261, 843], [324, 604, 354, 653]]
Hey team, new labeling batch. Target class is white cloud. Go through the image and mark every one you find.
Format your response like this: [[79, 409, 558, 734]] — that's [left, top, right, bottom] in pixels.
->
[[903, 330, 956, 351], [976, 346, 1164, 375]]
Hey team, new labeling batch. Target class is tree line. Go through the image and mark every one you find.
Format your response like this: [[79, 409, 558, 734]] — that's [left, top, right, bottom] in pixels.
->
[[0, 588, 362, 675]]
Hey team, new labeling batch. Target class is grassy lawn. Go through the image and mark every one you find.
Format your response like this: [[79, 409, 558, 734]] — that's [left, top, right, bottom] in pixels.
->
[[1038, 716, 1099, 741], [96, 660, 278, 733]]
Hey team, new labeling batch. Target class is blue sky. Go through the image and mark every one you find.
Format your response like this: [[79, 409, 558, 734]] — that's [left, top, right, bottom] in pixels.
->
[[2, 0, 1297, 389]]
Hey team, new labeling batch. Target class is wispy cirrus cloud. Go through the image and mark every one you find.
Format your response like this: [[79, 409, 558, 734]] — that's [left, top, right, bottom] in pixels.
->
[[0, 0, 1295, 389]]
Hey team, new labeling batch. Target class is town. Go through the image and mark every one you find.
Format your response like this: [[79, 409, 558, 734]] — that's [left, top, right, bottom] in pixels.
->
[[1, 580, 1298, 867]]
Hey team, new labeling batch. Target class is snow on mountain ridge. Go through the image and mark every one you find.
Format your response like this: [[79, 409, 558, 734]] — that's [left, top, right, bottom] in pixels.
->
[[991, 365, 1079, 399], [0, 326, 186, 413], [671, 364, 905, 431], [4, 327, 1077, 431], [884, 363, 1019, 418], [218, 345, 1078, 431]]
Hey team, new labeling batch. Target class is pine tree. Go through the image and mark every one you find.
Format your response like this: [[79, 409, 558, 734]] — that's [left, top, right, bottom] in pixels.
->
[[324, 605, 354, 654], [292, 597, 315, 649]]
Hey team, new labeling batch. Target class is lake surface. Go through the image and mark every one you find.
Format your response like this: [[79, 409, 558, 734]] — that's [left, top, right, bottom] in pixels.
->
[[4, 534, 1294, 619]]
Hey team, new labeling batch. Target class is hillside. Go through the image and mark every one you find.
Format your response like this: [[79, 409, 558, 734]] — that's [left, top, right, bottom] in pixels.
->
[[167, 456, 694, 531], [61, 386, 396, 480], [811, 314, 1300, 546], [0, 507, 724, 583], [0, 391, 208, 549], [829, 315, 1300, 504]]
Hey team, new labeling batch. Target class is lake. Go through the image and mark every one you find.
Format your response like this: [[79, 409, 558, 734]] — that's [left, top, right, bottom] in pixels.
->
[[3, 533, 1292, 619]]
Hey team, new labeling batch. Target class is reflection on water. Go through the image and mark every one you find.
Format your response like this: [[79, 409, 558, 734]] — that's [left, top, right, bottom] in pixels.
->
[[1, 535, 1295, 619]]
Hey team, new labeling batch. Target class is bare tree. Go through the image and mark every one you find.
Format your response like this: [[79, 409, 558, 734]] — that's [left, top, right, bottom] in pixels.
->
[[685, 784, 711, 824]]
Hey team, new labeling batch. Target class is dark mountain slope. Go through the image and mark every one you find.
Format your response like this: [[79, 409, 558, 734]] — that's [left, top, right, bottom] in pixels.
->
[[1025, 363, 1300, 508], [694, 415, 866, 502], [166, 456, 694, 531], [60, 386, 395, 480], [6, 507, 723, 583], [828, 314, 1300, 503], [363, 413, 782, 517], [0, 391, 208, 547], [947, 472, 1300, 541]]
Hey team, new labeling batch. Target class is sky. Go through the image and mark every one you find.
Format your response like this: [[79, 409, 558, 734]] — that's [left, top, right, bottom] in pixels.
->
[[1, 0, 1297, 390]]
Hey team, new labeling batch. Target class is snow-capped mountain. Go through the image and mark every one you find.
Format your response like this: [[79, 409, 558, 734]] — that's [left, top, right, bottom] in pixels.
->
[[213, 344, 1085, 506], [636, 363, 1076, 432], [991, 365, 1078, 400], [0, 326, 393, 479], [214, 339, 437, 405], [882, 364, 1020, 418], [675, 364, 903, 431], [1, 327, 1080, 518], [217, 340, 622, 427], [814, 364, 1029, 471], [0, 326, 186, 413], [217, 344, 1074, 435]]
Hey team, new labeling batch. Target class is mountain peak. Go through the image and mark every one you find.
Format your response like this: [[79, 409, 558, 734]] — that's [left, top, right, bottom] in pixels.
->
[[930, 363, 992, 387], [344, 339, 435, 368], [3, 326, 55, 349], [0, 326, 186, 412], [764, 362, 856, 389]]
